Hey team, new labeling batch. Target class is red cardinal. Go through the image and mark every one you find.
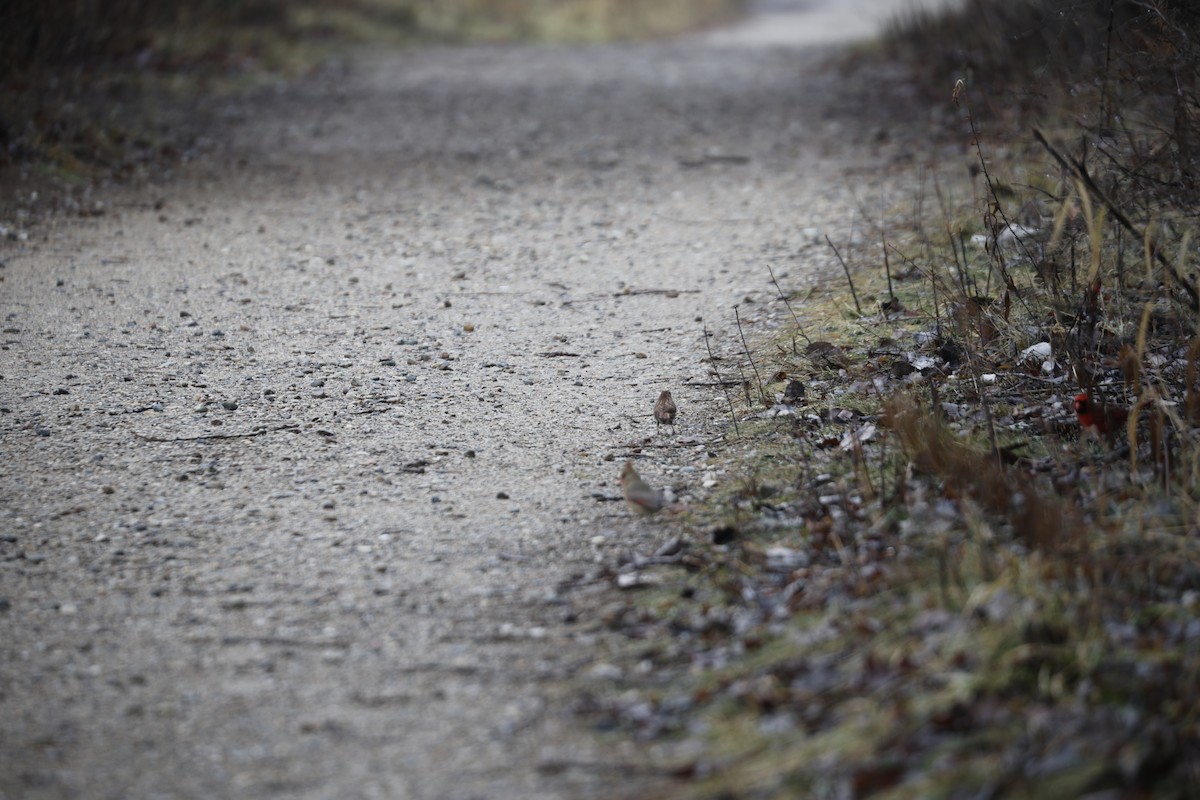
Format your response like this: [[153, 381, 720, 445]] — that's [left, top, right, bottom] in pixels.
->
[[1074, 392, 1130, 437]]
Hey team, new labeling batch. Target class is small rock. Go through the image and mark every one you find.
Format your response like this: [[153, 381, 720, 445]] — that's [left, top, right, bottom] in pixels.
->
[[221, 400, 238, 411], [586, 662, 623, 680], [655, 536, 684, 557], [710, 525, 737, 545], [782, 379, 805, 404]]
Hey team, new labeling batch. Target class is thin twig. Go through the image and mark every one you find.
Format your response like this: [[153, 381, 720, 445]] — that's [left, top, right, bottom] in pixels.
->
[[953, 80, 1032, 288], [825, 235, 863, 315], [767, 263, 813, 346], [1033, 127, 1200, 312], [133, 424, 302, 443], [703, 325, 740, 439], [734, 306, 769, 406], [613, 288, 701, 297], [882, 232, 895, 303]]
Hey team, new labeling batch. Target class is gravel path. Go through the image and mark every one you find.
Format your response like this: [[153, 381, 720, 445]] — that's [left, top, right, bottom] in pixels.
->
[[0, 3, 950, 798]]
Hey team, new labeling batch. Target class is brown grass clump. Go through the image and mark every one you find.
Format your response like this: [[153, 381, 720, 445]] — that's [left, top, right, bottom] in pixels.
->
[[883, 394, 1086, 555]]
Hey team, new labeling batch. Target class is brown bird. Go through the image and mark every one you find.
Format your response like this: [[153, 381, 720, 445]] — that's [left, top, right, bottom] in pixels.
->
[[653, 390, 677, 435], [620, 460, 665, 515]]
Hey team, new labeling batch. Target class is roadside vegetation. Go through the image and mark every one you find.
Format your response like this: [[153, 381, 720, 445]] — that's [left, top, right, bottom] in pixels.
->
[[589, 1, 1200, 797]]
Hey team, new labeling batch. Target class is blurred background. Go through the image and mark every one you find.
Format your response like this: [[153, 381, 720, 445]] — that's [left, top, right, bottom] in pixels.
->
[[0, 0, 746, 80]]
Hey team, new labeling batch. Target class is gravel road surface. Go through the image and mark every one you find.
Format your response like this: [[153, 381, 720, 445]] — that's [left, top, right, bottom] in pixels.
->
[[0, 2, 952, 797]]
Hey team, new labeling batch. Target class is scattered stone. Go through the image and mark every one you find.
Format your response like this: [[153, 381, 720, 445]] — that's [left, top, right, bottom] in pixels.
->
[[655, 536, 684, 557], [711, 525, 737, 545]]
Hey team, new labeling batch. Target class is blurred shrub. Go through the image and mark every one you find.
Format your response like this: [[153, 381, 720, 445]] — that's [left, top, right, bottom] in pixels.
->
[[0, 1, 301, 77]]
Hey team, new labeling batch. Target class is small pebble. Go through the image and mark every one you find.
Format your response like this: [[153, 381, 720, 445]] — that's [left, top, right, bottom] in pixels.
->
[[221, 400, 238, 411]]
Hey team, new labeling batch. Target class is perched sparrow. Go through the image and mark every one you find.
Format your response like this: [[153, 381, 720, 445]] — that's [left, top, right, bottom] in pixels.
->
[[620, 460, 665, 515], [1074, 392, 1129, 438], [653, 390, 677, 435]]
